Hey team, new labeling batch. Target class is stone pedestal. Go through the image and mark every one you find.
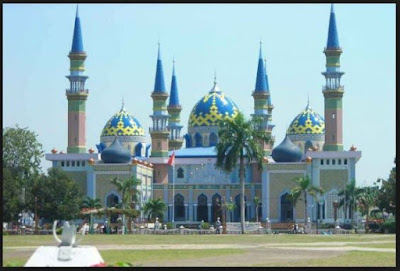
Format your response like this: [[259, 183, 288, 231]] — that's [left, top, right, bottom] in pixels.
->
[[25, 246, 104, 267]]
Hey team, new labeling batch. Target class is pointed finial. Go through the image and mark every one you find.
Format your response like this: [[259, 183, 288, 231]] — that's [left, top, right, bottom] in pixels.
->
[[172, 58, 176, 76], [259, 41, 263, 59], [121, 97, 126, 111], [76, 4, 79, 17], [214, 70, 217, 84], [157, 42, 161, 60], [331, 3, 334, 13]]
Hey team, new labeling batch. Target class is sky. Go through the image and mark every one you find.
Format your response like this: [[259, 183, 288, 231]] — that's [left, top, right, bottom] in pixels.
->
[[3, 4, 396, 187]]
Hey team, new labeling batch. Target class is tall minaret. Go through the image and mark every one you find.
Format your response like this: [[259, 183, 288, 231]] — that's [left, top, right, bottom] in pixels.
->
[[167, 60, 183, 151], [149, 43, 170, 158], [252, 42, 273, 156], [66, 6, 89, 154], [322, 4, 344, 151]]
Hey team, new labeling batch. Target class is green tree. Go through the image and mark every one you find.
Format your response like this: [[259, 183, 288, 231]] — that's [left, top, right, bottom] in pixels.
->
[[143, 198, 167, 222], [289, 175, 323, 230], [3, 125, 44, 225], [81, 196, 102, 233], [375, 158, 396, 217], [216, 112, 270, 234], [225, 199, 236, 223], [3, 125, 44, 180], [253, 196, 261, 222], [111, 176, 141, 234], [356, 186, 378, 222], [338, 179, 358, 227], [27, 168, 83, 222]]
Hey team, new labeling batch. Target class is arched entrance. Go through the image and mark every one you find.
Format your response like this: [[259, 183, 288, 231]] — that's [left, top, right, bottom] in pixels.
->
[[106, 194, 119, 223], [197, 194, 208, 222], [234, 194, 247, 222], [174, 194, 185, 221], [212, 194, 222, 223], [280, 193, 293, 222]]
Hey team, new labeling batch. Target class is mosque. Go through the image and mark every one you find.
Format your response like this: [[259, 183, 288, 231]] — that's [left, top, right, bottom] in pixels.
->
[[46, 4, 361, 226]]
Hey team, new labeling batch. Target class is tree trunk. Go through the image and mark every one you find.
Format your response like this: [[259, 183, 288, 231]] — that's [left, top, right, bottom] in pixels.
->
[[304, 191, 308, 230], [255, 206, 259, 223], [240, 156, 245, 234]]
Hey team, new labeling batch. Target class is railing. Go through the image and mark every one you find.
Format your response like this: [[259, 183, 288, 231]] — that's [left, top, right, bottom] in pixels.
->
[[65, 89, 89, 95]]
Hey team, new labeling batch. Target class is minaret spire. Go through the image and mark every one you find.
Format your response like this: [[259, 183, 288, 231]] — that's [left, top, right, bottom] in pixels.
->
[[154, 43, 166, 92], [167, 60, 183, 151], [327, 3, 340, 49], [254, 42, 267, 92], [71, 4, 84, 53]]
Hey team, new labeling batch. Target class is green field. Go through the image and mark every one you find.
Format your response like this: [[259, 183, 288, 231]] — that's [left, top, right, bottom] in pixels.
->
[[3, 234, 396, 267]]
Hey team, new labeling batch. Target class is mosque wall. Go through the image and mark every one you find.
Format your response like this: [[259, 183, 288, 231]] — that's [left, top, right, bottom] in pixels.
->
[[95, 173, 130, 206], [268, 172, 305, 221], [319, 169, 348, 192]]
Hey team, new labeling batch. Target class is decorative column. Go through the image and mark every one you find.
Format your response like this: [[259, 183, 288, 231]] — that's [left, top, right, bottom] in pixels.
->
[[66, 6, 89, 154], [322, 4, 344, 151]]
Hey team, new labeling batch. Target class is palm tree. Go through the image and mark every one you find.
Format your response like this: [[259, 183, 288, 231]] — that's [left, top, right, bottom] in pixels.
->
[[338, 179, 357, 227], [111, 176, 141, 234], [80, 196, 102, 233], [225, 199, 236, 223], [144, 198, 167, 222], [216, 112, 270, 234], [356, 186, 377, 223], [289, 175, 323, 231], [253, 196, 261, 222]]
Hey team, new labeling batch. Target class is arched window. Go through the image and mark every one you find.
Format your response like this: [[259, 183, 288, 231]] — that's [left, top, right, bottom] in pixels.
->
[[197, 194, 208, 222], [184, 134, 192, 148], [146, 145, 151, 157], [280, 193, 294, 222], [195, 133, 203, 147], [234, 195, 247, 222], [177, 167, 184, 178], [174, 194, 185, 221], [106, 194, 120, 223], [135, 143, 143, 157], [209, 132, 218, 146]]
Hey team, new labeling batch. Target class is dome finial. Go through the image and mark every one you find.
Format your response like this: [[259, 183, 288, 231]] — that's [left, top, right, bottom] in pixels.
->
[[214, 70, 217, 84], [307, 93, 310, 109], [121, 97, 125, 111]]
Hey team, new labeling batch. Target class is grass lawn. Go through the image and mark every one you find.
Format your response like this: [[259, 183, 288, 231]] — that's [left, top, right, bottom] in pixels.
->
[[2, 233, 395, 247], [265, 251, 396, 267], [101, 248, 245, 266], [2, 234, 396, 267]]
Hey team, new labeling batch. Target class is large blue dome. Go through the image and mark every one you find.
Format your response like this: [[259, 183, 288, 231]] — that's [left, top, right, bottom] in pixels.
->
[[287, 104, 325, 136], [101, 137, 131, 163], [272, 135, 302, 163], [101, 105, 145, 137], [188, 82, 239, 127]]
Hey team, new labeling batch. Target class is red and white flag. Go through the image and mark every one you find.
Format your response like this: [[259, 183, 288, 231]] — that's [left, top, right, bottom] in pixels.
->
[[167, 151, 175, 166]]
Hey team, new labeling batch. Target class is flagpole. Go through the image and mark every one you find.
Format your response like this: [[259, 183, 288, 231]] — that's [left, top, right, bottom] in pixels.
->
[[172, 163, 175, 225]]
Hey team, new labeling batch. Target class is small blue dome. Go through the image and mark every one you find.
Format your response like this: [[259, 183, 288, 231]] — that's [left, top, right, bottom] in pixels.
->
[[272, 135, 302, 163], [101, 105, 145, 137], [287, 104, 325, 136], [188, 82, 239, 127], [101, 137, 131, 164]]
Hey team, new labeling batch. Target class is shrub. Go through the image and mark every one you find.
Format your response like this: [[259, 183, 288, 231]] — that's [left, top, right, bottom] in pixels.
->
[[56, 228, 62, 235], [201, 222, 210, 229], [382, 217, 396, 233], [166, 222, 174, 229], [3, 231, 9, 235]]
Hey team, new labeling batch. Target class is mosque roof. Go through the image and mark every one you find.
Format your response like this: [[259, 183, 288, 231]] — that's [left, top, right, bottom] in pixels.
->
[[327, 4, 340, 49], [188, 81, 239, 127], [271, 135, 302, 163], [101, 137, 131, 163], [101, 104, 145, 137], [169, 147, 217, 158], [287, 103, 325, 135], [71, 5, 84, 53]]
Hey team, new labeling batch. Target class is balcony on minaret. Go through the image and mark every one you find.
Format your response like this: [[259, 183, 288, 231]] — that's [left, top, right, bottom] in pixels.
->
[[66, 88, 89, 95], [322, 85, 344, 92]]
